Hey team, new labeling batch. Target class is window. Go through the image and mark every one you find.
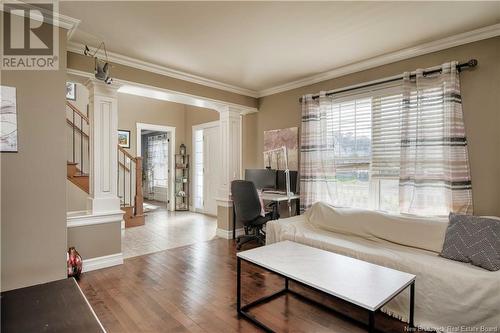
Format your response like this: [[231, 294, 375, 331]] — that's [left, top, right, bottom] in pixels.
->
[[193, 129, 204, 210], [146, 134, 168, 188], [325, 87, 403, 213]]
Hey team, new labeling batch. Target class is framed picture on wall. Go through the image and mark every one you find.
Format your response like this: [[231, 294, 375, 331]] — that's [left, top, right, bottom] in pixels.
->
[[118, 130, 131, 148], [1, 86, 18, 153], [66, 82, 76, 100]]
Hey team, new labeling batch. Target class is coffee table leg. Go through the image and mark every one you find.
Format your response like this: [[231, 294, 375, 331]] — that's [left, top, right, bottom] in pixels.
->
[[409, 281, 415, 331], [237, 257, 241, 314], [368, 311, 375, 333]]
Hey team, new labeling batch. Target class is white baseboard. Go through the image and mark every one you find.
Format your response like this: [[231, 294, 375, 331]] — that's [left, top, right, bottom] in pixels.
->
[[216, 227, 244, 239], [83, 253, 123, 273]]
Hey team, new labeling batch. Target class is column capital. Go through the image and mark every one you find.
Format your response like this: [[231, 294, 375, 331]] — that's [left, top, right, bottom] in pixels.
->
[[215, 104, 254, 116], [84, 78, 121, 97]]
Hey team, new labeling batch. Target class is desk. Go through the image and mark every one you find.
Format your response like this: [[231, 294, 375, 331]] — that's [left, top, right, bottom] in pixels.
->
[[232, 193, 300, 239]]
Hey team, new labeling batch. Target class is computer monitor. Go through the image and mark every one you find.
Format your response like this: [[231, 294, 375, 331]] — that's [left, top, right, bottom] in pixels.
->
[[245, 169, 276, 190], [276, 170, 298, 194]]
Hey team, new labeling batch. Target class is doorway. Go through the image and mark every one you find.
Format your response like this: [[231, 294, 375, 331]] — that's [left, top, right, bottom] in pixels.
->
[[193, 121, 220, 216], [136, 123, 176, 211]]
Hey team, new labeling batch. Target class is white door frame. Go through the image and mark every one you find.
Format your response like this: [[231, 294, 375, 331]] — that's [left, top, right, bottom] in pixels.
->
[[136, 122, 176, 211], [192, 120, 220, 214]]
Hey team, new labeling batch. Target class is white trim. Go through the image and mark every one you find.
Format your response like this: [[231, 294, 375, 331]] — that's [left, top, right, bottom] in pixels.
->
[[82, 253, 123, 273], [192, 121, 221, 214], [67, 210, 124, 228], [67, 41, 258, 98], [192, 120, 220, 131], [72, 278, 108, 333], [216, 228, 244, 240], [67, 68, 258, 115], [258, 23, 500, 97], [136, 123, 176, 212]]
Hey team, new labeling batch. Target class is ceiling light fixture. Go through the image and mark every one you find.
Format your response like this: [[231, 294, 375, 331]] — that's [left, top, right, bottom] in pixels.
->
[[83, 42, 113, 84]]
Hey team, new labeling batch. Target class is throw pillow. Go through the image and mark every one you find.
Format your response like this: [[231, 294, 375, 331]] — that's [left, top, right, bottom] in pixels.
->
[[440, 213, 500, 271]]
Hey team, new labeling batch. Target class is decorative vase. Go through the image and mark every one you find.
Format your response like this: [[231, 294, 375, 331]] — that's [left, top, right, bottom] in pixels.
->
[[67, 247, 83, 279]]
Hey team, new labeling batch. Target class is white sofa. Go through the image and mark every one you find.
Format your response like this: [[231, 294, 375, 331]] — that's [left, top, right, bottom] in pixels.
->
[[266, 202, 500, 332]]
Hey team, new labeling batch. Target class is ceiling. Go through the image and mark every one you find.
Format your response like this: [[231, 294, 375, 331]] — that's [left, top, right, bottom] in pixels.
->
[[61, 1, 500, 94]]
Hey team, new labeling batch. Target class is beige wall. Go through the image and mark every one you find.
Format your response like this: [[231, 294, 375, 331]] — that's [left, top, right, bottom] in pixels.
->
[[67, 222, 121, 260], [254, 37, 500, 217], [67, 51, 258, 109], [1, 28, 68, 291], [118, 93, 186, 156], [66, 182, 88, 211], [242, 112, 258, 170]]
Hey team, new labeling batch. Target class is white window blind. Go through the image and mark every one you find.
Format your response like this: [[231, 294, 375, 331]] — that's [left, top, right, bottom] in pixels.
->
[[371, 93, 403, 178], [326, 97, 372, 209], [324, 86, 403, 212]]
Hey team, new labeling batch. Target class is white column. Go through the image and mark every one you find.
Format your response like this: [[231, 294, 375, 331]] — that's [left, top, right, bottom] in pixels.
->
[[217, 105, 242, 200], [85, 79, 121, 214], [215, 105, 243, 239]]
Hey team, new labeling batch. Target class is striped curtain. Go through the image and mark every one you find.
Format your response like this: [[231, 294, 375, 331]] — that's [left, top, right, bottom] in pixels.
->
[[400, 61, 473, 215], [299, 93, 336, 211]]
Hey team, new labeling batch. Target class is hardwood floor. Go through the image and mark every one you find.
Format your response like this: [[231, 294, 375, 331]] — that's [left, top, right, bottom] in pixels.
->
[[79, 239, 415, 333]]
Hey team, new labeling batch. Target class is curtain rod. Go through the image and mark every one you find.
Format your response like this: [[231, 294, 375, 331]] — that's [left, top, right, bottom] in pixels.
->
[[298, 59, 478, 103]]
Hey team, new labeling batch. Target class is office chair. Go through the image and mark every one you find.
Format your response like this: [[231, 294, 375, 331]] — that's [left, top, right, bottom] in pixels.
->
[[231, 180, 272, 250]]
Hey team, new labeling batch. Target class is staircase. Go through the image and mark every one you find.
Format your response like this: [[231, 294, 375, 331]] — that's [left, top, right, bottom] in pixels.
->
[[66, 101, 90, 193], [66, 101, 144, 227], [118, 146, 145, 227]]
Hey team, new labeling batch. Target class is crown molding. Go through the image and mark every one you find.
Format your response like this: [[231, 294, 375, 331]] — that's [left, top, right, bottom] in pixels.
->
[[257, 23, 500, 97], [67, 68, 258, 115], [67, 41, 259, 98]]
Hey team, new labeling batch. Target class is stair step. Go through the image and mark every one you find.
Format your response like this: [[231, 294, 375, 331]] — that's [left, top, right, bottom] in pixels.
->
[[72, 173, 89, 177], [67, 161, 89, 193]]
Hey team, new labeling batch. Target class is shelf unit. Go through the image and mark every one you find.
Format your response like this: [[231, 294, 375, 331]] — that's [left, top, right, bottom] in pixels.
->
[[174, 154, 190, 211]]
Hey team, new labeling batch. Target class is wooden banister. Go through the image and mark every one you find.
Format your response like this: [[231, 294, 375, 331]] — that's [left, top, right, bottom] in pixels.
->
[[66, 101, 89, 124], [117, 146, 144, 225], [118, 161, 130, 172], [66, 119, 89, 139], [134, 157, 144, 216], [118, 145, 135, 160]]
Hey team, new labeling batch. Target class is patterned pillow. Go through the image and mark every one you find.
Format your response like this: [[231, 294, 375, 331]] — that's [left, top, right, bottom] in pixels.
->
[[440, 213, 500, 271]]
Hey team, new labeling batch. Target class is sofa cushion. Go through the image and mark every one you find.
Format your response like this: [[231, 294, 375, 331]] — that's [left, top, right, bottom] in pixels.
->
[[440, 213, 500, 271], [304, 202, 449, 253]]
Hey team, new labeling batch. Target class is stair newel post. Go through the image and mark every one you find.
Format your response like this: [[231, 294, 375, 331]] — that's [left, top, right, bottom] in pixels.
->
[[129, 157, 132, 207], [135, 157, 144, 217], [72, 110, 75, 163], [80, 115, 84, 173], [123, 154, 126, 205]]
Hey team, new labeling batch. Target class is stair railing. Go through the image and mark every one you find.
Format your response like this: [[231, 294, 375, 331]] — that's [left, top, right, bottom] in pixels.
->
[[66, 101, 89, 175], [118, 146, 144, 217]]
